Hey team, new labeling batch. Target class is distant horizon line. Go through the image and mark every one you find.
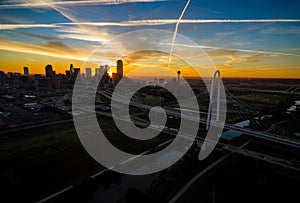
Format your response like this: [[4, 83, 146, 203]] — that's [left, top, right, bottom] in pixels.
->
[[1, 71, 299, 80]]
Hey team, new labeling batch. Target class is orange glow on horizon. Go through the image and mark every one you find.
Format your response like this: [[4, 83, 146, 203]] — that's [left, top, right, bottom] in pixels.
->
[[0, 49, 299, 79]]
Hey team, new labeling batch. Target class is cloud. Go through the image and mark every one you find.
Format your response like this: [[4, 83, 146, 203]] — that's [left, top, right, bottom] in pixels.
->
[[26, 57, 36, 61], [155, 42, 300, 57], [215, 31, 236, 36], [55, 26, 113, 42], [122, 50, 169, 65], [0, 37, 89, 61], [203, 45, 300, 57], [0, 0, 170, 9], [223, 54, 270, 68], [0, 36, 129, 65], [0, 15, 34, 24], [45, 41, 78, 52], [152, 42, 300, 69], [14, 30, 60, 40], [259, 25, 300, 35]]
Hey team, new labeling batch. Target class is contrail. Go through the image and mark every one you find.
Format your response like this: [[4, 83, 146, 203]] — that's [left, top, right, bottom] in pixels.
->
[[64, 19, 300, 26], [0, 24, 59, 30], [168, 0, 190, 68], [1, 19, 300, 30], [0, 0, 170, 8]]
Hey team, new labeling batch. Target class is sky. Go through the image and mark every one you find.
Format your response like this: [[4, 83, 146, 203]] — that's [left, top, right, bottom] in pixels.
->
[[0, 0, 300, 78]]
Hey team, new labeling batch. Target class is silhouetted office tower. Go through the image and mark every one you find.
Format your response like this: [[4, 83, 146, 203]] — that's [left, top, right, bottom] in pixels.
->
[[100, 65, 106, 76], [45, 64, 53, 78], [117, 60, 123, 79], [86, 68, 92, 79], [95, 68, 100, 78], [113, 60, 123, 83], [65, 70, 71, 79], [70, 64, 74, 73], [0, 71, 5, 86], [72, 68, 80, 81], [23, 67, 29, 76]]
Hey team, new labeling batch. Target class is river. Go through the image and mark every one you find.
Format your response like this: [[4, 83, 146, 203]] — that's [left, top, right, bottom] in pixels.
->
[[219, 120, 250, 140]]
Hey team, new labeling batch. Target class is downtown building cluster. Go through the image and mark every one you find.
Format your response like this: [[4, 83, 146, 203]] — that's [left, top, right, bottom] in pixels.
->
[[0, 60, 124, 90]]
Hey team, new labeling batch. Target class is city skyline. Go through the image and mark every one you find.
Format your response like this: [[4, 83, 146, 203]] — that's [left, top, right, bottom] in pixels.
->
[[1, 1, 300, 202]]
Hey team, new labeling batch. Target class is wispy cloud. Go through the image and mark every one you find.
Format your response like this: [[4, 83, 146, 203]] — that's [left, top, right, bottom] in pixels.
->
[[154, 41, 300, 68], [14, 30, 60, 40], [0, 36, 125, 65], [0, 37, 89, 61], [259, 25, 300, 35], [222, 54, 270, 68], [0, 0, 170, 9], [157, 42, 300, 57], [56, 26, 113, 42]]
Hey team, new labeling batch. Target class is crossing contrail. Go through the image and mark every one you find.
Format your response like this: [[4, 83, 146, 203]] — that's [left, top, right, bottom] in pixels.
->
[[168, 0, 190, 68]]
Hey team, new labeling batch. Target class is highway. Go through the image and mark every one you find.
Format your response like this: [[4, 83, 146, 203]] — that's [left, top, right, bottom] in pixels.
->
[[168, 140, 251, 203], [100, 89, 300, 149]]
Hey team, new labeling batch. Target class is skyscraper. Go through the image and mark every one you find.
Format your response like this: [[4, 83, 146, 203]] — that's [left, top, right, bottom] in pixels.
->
[[104, 65, 109, 72], [96, 65, 110, 83], [100, 65, 105, 77], [45, 64, 53, 78], [69, 65, 80, 82], [112, 59, 124, 83], [117, 60, 123, 79], [95, 68, 100, 78], [70, 64, 74, 73], [86, 68, 92, 79], [65, 70, 71, 79], [73, 68, 80, 81], [23, 67, 29, 76], [0, 71, 5, 86]]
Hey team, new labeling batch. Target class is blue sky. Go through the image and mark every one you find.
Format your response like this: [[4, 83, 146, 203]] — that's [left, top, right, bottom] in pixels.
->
[[0, 0, 299, 78]]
